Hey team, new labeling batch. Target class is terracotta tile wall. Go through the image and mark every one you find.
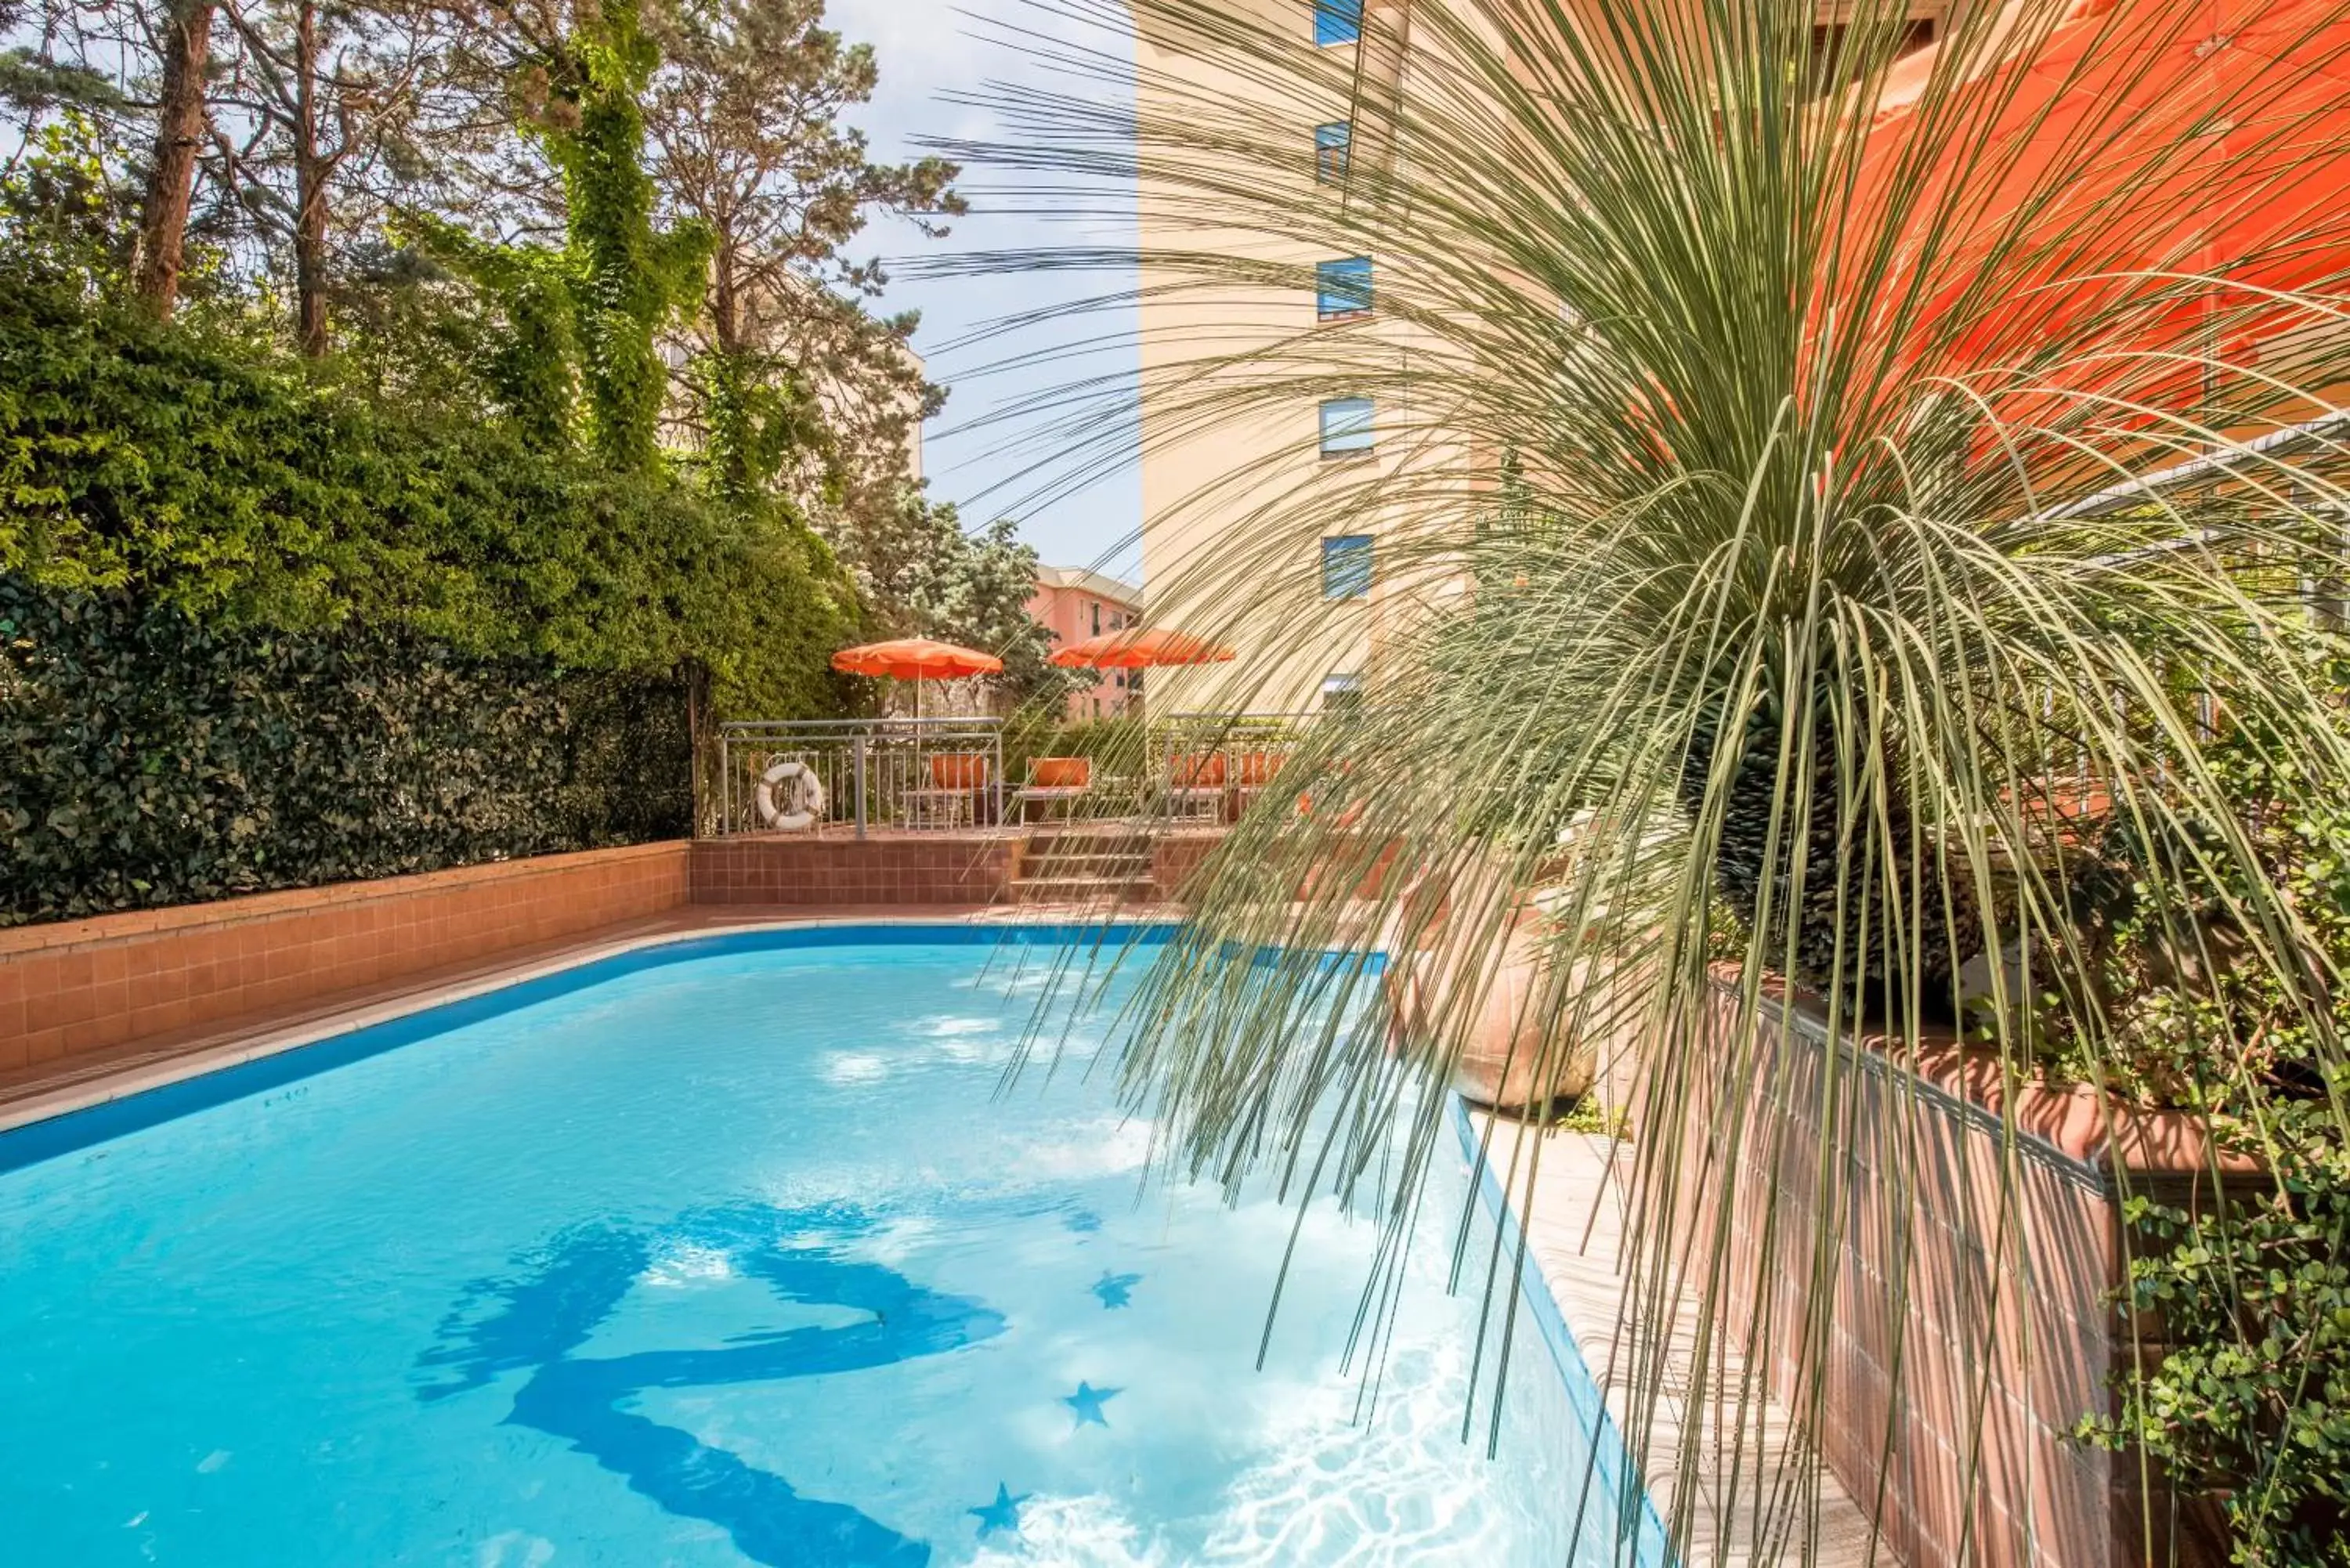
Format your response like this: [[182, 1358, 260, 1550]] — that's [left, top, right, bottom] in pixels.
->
[[1660, 982, 2251, 1568], [689, 835, 1018, 906], [0, 844, 690, 1073], [1147, 830, 1398, 905], [2, 828, 1224, 1078], [1151, 832, 1220, 901]]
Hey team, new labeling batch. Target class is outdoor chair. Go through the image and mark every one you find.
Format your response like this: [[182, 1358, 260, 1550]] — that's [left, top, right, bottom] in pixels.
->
[[1012, 756, 1092, 823], [1231, 750, 1284, 819], [907, 752, 991, 828], [1164, 752, 1227, 822]]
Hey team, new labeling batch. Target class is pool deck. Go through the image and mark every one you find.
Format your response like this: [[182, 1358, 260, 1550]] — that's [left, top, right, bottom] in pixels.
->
[[1477, 1113, 1877, 1568], [2, 906, 1873, 1566]]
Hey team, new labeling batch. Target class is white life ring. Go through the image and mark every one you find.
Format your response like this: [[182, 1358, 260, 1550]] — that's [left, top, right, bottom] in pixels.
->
[[754, 758, 826, 831]]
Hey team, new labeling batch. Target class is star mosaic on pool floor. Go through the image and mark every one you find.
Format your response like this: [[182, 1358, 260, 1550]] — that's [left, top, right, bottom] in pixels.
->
[[1062, 1381, 1120, 1428], [1090, 1270, 1141, 1309], [969, 1483, 1029, 1538]]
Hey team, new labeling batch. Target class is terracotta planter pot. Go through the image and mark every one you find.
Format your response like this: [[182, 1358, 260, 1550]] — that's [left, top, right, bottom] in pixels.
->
[[1457, 929, 1593, 1109], [1386, 914, 1650, 1113]]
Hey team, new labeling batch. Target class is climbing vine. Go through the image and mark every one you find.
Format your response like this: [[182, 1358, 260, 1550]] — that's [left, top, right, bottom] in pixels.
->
[[523, 0, 710, 473]]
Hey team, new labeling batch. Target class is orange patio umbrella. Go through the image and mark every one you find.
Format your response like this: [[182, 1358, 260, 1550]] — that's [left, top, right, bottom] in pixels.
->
[[1839, 0, 2350, 401], [832, 638, 1003, 717], [1048, 627, 1237, 669]]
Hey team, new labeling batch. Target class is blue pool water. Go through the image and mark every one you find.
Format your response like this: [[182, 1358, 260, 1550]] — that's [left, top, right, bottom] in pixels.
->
[[0, 927, 1658, 1566]]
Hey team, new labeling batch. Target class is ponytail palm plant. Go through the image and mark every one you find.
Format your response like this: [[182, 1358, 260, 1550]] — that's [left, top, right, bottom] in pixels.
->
[[947, 0, 2350, 1559]]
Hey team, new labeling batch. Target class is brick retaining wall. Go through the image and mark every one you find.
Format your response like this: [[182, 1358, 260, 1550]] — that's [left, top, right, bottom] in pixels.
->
[[1150, 831, 1220, 901], [1668, 980, 2255, 1567], [0, 844, 692, 1075], [689, 836, 1020, 906], [0, 826, 1361, 1087]]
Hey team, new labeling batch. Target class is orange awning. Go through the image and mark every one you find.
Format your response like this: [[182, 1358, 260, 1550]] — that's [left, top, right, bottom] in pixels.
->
[[1048, 628, 1238, 670], [830, 638, 1003, 681]]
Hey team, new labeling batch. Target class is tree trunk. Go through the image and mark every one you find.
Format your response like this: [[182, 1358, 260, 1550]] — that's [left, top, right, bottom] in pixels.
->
[[1678, 685, 1983, 1024], [133, 0, 217, 318], [705, 245, 752, 497], [710, 242, 743, 356], [292, 0, 329, 357]]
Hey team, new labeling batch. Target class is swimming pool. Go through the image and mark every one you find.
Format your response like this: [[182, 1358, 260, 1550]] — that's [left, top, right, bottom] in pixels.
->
[[0, 925, 1662, 1566]]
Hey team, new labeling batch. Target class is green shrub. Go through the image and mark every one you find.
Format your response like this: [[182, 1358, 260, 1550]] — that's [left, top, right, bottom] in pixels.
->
[[2072, 638, 2350, 1566], [1, 575, 690, 925], [0, 262, 857, 717], [2088, 1144, 2350, 1567], [1002, 712, 1147, 775]]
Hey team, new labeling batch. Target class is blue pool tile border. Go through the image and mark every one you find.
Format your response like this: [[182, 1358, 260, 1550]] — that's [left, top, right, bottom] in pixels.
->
[[1451, 1097, 1676, 1567], [0, 922, 1171, 1176]]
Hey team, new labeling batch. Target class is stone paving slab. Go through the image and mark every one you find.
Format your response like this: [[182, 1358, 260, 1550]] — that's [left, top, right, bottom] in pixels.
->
[[1473, 1113, 1880, 1567]]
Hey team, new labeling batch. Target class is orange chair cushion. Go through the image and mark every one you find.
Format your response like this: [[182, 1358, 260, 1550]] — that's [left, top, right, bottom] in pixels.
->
[[930, 753, 989, 789], [1170, 753, 1227, 788], [1236, 751, 1282, 786], [1031, 757, 1091, 789]]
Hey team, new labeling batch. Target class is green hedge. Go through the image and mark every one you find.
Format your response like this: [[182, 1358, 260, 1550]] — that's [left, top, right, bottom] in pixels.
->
[[0, 262, 858, 717], [1, 576, 690, 926]]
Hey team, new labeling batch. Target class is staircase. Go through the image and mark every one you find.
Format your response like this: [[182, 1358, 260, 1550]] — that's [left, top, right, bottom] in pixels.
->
[[1011, 826, 1158, 906]]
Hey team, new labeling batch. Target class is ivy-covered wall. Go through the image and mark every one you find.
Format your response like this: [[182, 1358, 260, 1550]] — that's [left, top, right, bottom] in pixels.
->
[[1, 576, 690, 927]]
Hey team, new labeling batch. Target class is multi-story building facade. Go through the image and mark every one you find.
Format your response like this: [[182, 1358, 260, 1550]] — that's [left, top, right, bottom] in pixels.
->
[[1027, 566, 1147, 717], [1132, 0, 1957, 714]]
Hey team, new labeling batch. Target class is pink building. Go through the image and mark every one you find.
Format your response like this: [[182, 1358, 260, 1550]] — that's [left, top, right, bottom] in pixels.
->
[[1027, 566, 1144, 719]]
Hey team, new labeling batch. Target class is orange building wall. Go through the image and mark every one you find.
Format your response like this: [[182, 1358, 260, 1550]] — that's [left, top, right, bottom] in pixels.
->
[[1026, 573, 1146, 719]]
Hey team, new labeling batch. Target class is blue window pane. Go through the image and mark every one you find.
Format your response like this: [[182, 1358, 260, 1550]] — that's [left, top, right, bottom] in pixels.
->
[[1314, 0, 1362, 46], [1316, 255, 1372, 317], [1319, 396, 1374, 455], [1322, 535, 1374, 599], [1314, 121, 1352, 183]]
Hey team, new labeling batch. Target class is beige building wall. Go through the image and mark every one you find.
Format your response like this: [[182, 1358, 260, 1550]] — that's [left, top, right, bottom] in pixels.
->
[[1135, 0, 1461, 717]]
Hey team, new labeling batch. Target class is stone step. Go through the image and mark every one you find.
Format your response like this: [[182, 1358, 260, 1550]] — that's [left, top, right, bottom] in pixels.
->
[[1020, 850, 1153, 873], [1010, 874, 1155, 905], [1023, 833, 1157, 857]]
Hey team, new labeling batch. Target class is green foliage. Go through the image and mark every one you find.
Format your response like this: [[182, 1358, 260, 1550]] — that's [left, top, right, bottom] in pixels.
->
[[2070, 639, 2350, 1565], [830, 490, 1083, 709], [403, 217, 584, 447], [0, 573, 689, 926], [1550, 1097, 1630, 1139], [692, 345, 826, 506], [2083, 1161, 2350, 1568], [0, 259, 857, 717], [526, 0, 713, 473], [642, 0, 966, 522], [1001, 713, 1144, 784], [2066, 638, 2350, 1104], [0, 0, 1007, 923], [0, 112, 136, 286]]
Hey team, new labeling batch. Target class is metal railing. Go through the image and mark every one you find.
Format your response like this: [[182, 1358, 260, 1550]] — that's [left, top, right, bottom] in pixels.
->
[[716, 718, 1005, 837], [711, 711, 1329, 836], [1144, 711, 1321, 824]]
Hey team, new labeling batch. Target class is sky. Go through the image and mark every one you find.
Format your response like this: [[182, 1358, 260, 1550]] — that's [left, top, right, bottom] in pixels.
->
[[826, 0, 1144, 583]]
